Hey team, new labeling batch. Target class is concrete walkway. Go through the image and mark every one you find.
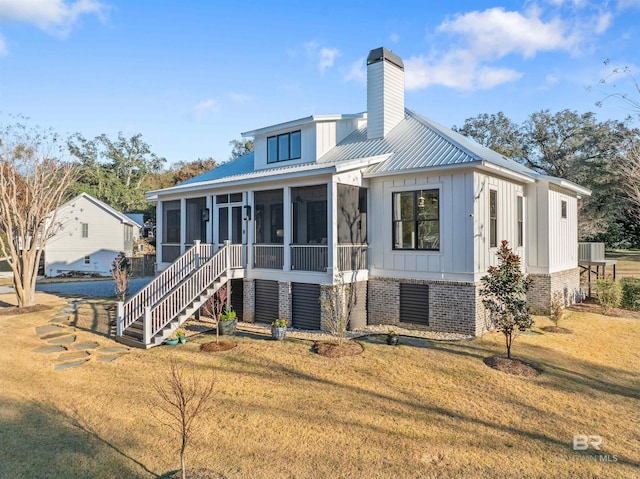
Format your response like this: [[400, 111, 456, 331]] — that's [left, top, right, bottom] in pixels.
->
[[32, 299, 131, 370], [36, 277, 152, 297]]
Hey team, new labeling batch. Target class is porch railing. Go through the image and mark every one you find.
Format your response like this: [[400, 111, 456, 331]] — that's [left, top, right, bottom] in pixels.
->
[[338, 244, 368, 271], [291, 244, 327, 272], [117, 241, 213, 335], [254, 244, 284, 269]]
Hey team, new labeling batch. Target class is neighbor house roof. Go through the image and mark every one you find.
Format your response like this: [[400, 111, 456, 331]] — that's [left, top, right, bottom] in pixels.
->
[[62, 193, 142, 227]]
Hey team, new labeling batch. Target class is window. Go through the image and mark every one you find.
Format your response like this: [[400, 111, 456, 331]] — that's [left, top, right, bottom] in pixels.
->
[[489, 190, 497, 248], [267, 130, 302, 163], [561, 200, 567, 219], [517, 196, 523, 247], [84, 255, 90, 264], [81, 223, 88, 238], [392, 189, 439, 251]]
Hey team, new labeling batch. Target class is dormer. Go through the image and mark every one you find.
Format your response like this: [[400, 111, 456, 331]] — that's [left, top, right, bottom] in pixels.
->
[[242, 113, 365, 170]]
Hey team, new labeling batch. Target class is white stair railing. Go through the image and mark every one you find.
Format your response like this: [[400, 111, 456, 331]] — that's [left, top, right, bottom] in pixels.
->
[[147, 243, 231, 341], [117, 240, 214, 335]]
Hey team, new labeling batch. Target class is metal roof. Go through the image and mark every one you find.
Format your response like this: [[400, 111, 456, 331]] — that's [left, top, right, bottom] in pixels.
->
[[367, 47, 404, 70], [178, 152, 256, 186]]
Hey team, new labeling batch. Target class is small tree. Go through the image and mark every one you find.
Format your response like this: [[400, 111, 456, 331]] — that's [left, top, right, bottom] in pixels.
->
[[111, 252, 129, 301], [151, 361, 216, 479], [320, 276, 358, 346], [201, 285, 227, 344], [480, 240, 532, 359], [548, 291, 565, 327]]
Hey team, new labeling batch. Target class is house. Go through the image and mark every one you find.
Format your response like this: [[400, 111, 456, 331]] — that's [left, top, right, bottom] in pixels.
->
[[117, 47, 589, 348], [44, 193, 141, 277]]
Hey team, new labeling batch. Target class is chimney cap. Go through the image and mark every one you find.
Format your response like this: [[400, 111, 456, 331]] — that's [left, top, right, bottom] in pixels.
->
[[367, 47, 404, 70]]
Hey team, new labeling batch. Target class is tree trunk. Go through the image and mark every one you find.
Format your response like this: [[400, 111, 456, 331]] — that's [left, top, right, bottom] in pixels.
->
[[505, 333, 512, 359]]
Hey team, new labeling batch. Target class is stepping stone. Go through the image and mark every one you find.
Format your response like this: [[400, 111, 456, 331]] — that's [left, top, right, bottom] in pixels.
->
[[96, 354, 127, 363], [54, 359, 88, 371], [33, 345, 67, 354], [74, 342, 100, 350], [53, 312, 71, 318], [41, 332, 69, 340], [48, 335, 76, 345], [50, 317, 71, 324], [56, 351, 90, 362], [98, 346, 129, 354], [35, 325, 67, 335]]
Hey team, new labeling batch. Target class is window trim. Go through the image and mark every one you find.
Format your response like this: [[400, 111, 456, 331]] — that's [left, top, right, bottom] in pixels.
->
[[391, 188, 440, 251], [517, 195, 524, 247], [489, 190, 498, 248], [267, 130, 302, 163]]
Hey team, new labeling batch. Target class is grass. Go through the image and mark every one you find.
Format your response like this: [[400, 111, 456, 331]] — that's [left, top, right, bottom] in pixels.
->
[[0, 292, 638, 478], [606, 249, 640, 279]]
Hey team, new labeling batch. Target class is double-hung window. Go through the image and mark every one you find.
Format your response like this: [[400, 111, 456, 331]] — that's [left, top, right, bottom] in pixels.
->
[[392, 189, 439, 251], [267, 131, 301, 163]]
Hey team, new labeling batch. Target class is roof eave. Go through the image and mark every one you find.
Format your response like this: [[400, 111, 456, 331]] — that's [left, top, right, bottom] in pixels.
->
[[242, 113, 366, 137], [538, 175, 592, 196]]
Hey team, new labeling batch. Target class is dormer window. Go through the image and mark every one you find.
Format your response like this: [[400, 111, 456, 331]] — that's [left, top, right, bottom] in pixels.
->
[[267, 130, 301, 163]]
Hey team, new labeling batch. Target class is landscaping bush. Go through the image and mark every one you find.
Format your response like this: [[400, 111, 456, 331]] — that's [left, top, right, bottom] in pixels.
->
[[620, 277, 640, 311], [593, 279, 622, 314]]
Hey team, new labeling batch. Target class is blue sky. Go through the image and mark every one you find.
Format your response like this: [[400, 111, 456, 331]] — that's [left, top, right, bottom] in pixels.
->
[[1, 0, 639, 165]]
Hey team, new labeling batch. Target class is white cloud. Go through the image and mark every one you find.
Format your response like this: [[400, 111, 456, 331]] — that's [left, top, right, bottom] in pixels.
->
[[191, 99, 218, 120], [227, 91, 252, 104], [390, 32, 400, 44], [594, 11, 613, 33], [303, 41, 340, 74], [0, 0, 107, 36], [344, 57, 366, 85]]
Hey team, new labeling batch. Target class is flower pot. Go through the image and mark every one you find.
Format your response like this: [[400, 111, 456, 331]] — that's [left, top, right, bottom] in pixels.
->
[[218, 319, 237, 336], [165, 338, 179, 346], [386, 335, 399, 346], [271, 326, 286, 341], [178, 336, 186, 344]]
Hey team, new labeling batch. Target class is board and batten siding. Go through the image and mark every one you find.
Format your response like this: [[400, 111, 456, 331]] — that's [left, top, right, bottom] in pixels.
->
[[473, 172, 526, 279], [45, 195, 127, 276], [368, 171, 475, 282]]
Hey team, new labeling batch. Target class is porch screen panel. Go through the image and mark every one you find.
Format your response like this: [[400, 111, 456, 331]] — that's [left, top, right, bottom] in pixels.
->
[[337, 184, 367, 244], [254, 189, 283, 244], [232, 206, 242, 244], [218, 208, 228, 243]]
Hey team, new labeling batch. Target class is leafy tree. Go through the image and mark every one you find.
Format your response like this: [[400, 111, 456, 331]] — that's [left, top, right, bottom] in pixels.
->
[[229, 138, 254, 160], [0, 119, 77, 307], [453, 112, 523, 158], [480, 241, 532, 359], [68, 132, 166, 212], [170, 157, 217, 184]]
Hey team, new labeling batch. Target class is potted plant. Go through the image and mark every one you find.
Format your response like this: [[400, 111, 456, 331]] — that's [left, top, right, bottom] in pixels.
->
[[218, 305, 237, 336], [176, 328, 186, 344], [271, 318, 287, 340], [165, 331, 180, 346], [386, 329, 399, 346]]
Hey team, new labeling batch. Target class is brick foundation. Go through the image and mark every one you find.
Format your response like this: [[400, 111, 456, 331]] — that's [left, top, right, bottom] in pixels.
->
[[278, 281, 292, 326], [242, 278, 255, 323], [527, 268, 580, 315], [367, 277, 486, 336]]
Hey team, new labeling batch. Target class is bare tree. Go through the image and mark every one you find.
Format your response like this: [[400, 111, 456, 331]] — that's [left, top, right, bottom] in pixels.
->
[[619, 143, 640, 219], [320, 276, 358, 346], [110, 252, 129, 301], [201, 285, 227, 344], [151, 361, 216, 479], [0, 119, 77, 307]]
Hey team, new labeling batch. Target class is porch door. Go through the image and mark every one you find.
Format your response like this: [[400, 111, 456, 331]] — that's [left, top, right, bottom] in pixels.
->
[[216, 193, 245, 245]]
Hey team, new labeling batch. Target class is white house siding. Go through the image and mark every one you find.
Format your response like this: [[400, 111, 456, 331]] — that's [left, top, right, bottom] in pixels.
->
[[368, 170, 475, 282], [473, 172, 526, 279], [45, 195, 127, 277], [315, 121, 337, 160], [366, 60, 404, 139], [253, 123, 319, 170], [548, 185, 578, 273]]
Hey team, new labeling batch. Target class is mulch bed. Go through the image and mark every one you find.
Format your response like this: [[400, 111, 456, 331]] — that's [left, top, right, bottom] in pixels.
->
[[483, 356, 543, 377], [313, 340, 364, 358], [0, 304, 52, 316], [200, 340, 237, 352], [541, 326, 572, 334]]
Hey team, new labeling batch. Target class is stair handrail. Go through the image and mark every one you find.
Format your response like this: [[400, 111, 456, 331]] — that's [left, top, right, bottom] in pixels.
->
[[117, 241, 213, 335], [146, 242, 230, 340]]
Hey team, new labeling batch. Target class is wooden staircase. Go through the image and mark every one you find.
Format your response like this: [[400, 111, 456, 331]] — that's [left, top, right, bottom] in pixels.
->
[[116, 241, 243, 349]]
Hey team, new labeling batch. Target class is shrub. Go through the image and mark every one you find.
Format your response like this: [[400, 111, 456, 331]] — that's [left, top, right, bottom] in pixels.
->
[[620, 277, 640, 311], [593, 279, 622, 314], [548, 291, 565, 327]]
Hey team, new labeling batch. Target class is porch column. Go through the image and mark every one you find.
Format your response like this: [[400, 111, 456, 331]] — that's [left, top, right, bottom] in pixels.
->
[[246, 191, 254, 270], [156, 200, 164, 263], [180, 197, 187, 254], [283, 186, 292, 271], [205, 195, 213, 244], [327, 179, 338, 276]]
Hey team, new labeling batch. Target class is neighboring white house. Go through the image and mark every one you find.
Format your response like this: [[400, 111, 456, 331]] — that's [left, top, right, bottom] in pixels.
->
[[44, 193, 141, 277], [139, 47, 589, 340]]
